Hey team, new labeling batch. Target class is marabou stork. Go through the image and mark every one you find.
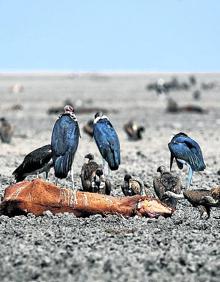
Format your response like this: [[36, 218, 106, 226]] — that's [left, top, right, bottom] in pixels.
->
[[51, 105, 80, 187], [168, 132, 206, 188], [93, 112, 120, 176]]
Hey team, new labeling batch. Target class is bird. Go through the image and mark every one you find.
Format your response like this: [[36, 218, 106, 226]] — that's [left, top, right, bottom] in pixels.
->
[[168, 132, 206, 188], [189, 75, 197, 86], [93, 112, 120, 176], [0, 118, 14, 143], [121, 174, 146, 196], [166, 98, 179, 113], [80, 155, 111, 194], [193, 90, 201, 100], [12, 144, 53, 182], [83, 119, 94, 138], [51, 105, 80, 187], [165, 187, 220, 219], [80, 153, 100, 191], [153, 166, 182, 208], [124, 121, 145, 140], [91, 168, 111, 195]]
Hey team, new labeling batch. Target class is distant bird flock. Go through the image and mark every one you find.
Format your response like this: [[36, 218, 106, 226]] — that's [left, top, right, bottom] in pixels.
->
[[147, 75, 216, 114]]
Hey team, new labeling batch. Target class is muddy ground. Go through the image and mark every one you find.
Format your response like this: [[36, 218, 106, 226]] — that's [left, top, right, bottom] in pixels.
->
[[0, 73, 220, 281]]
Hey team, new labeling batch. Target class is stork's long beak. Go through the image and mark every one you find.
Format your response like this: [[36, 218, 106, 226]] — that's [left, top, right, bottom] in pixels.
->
[[170, 154, 174, 171]]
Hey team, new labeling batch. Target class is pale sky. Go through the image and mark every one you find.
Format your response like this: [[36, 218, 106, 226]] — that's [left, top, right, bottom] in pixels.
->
[[0, 0, 219, 71]]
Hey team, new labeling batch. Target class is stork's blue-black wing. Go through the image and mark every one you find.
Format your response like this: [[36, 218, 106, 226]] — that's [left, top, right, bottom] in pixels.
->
[[93, 119, 120, 170], [168, 135, 205, 172], [51, 115, 79, 178]]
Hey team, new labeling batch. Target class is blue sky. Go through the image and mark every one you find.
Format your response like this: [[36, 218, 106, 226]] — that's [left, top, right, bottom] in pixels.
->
[[0, 0, 219, 72]]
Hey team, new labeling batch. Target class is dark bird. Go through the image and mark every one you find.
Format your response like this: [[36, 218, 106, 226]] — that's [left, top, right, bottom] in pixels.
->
[[193, 90, 201, 100], [165, 187, 220, 219], [93, 112, 120, 175], [83, 119, 93, 138], [80, 153, 100, 191], [51, 105, 80, 187], [166, 98, 179, 113], [189, 75, 197, 86], [91, 168, 111, 195], [153, 166, 182, 209], [0, 118, 14, 143], [121, 174, 145, 196], [183, 190, 212, 219], [12, 145, 53, 182], [124, 121, 145, 140], [168, 132, 206, 188]]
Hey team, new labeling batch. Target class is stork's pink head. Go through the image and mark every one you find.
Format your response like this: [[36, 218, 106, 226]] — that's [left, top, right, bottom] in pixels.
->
[[64, 105, 74, 114]]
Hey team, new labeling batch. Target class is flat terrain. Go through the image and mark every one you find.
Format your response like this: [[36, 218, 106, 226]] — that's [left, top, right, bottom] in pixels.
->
[[0, 73, 220, 282]]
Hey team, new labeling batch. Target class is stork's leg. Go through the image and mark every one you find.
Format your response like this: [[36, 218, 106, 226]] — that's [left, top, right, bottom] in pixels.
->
[[55, 178, 58, 186], [102, 158, 108, 176], [186, 166, 193, 188], [107, 165, 111, 179], [102, 158, 106, 170], [71, 165, 75, 189]]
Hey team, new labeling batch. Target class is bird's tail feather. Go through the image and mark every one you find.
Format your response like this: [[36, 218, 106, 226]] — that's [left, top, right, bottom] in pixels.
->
[[54, 153, 73, 179], [107, 147, 120, 170]]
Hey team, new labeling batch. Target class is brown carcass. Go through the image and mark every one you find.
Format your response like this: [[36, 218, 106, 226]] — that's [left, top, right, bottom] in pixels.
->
[[0, 179, 173, 218]]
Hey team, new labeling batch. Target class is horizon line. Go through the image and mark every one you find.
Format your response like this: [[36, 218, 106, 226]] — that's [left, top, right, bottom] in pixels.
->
[[0, 70, 219, 77]]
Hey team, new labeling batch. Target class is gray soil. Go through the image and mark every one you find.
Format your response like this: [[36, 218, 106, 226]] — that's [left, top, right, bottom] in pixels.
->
[[0, 73, 220, 282]]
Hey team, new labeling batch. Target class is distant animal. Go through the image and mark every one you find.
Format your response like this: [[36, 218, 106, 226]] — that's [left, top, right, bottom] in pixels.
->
[[166, 99, 206, 114], [166, 98, 179, 113], [12, 145, 53, 182], [193, 90, 201, 100], [121, 174, 145, 196], [189, 75, 197, 86], [80, 153, 100, 191], [93, 112, 120, 175], [201, 82, 215, 91], [165, 187, 220, 219], [0, 118, 14, 143], [91, 168, 111, 195], [124, 121, 145, 140], [153, 166, 182, 208], [10, 83, 24, 94], [11, 104, 23, 111], [51, 105, 80, 187], [83, 119, 94, 138], [168, 132, 206, 188]]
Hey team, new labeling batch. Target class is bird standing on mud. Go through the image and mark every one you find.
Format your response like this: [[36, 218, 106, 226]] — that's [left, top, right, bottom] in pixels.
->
[[0, 118, 14, 143], [80, 153, 100, 191], [165, 187, 220, 219], [153, 166, 182, 208], [12, 144, 53, 182], [168, 132, 206, 188], [124, 121, 145, 140], [80, 154, 111, 194], [121, 174, 145, 196], [91, 168, 111, 195], [93, 112, 120, 176], [51, 105, 80, 187], [83, 119, 94, 138]]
